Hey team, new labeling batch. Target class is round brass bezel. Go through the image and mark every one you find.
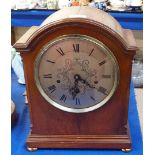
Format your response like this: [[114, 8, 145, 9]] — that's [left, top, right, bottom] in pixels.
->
[[34, 34, 120, 113]]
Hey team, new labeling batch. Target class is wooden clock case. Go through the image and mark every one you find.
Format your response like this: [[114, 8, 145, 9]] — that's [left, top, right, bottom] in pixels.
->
[[14, 6, 137, 150]]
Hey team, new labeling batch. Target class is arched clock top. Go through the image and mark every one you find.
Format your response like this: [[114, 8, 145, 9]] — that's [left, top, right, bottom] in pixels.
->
[[41, 6, 124, 38], [14, 6, 137, 53]]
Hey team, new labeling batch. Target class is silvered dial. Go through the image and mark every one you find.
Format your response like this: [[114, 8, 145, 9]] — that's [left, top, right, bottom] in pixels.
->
[[35, 35, 119, 113]]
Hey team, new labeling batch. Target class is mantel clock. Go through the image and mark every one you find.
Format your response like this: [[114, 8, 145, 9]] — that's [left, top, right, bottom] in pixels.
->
[[14, 6, 137, 152]]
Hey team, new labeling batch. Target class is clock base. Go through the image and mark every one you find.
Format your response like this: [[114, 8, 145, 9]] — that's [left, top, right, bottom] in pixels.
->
[[27, 126, 131, 150]]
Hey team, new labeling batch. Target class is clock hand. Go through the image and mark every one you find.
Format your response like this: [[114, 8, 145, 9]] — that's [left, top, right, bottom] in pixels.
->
[[73, 80, 80, 99], [74, 74, 95, 89], [70, 86, 80, 100], [80, 79, 95, 89], [74, 74, 81, 81], [69, 75, 80, 100]]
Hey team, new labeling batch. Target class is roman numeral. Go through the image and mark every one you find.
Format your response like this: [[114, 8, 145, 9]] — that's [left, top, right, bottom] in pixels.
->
[[75, 98, 80, 105], [98, 86, 108, 95], [60, 94, 67, 102], [89, 48, 94, 56], [102, 75, 111, 79], [56, 47, 65, 56], [48, 85, 56, 93], [99, 60, 106, 66], [46, 60, 55, 63], [43, 74, 52, 78], [73, 44, 79, 52], [90, 96, 96, 101]]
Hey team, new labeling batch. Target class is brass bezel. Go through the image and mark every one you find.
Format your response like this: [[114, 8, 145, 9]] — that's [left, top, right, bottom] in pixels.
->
[[34, 34, 120, 113]]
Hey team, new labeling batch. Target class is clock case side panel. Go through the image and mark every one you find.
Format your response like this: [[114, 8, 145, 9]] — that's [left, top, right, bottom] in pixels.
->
[[14, 19, 136, 149]]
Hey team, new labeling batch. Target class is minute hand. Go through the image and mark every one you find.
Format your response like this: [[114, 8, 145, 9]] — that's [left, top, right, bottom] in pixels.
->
[[80, 78, 95, 89], [74, 74, 95, 89]]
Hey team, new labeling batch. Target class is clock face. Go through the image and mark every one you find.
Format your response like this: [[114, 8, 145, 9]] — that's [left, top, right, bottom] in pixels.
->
[[34, 35, 119, 113]]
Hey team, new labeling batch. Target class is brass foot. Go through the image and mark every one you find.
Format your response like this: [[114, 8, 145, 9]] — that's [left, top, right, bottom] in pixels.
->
[[27, 147, 38, 151], [122, 148, 131, 152]]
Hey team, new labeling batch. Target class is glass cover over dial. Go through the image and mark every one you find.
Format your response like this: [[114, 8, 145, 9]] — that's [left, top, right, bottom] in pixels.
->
[[35, 35, 119, 113]]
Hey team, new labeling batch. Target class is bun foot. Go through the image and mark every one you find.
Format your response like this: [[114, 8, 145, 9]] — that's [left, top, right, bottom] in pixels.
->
[[122, 148, 131, 152], [27, 147, 38, 151]]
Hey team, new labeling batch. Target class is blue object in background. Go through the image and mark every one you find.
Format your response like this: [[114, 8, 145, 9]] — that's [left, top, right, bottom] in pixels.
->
[[95, 2, 107, 11], [11, 69, 143, 155], [11, 10, 143, 30], [110, 11, 143, 30]]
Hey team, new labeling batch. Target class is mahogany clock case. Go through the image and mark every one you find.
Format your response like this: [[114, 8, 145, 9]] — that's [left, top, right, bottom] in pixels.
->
[[14, 7, 137, 150]]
